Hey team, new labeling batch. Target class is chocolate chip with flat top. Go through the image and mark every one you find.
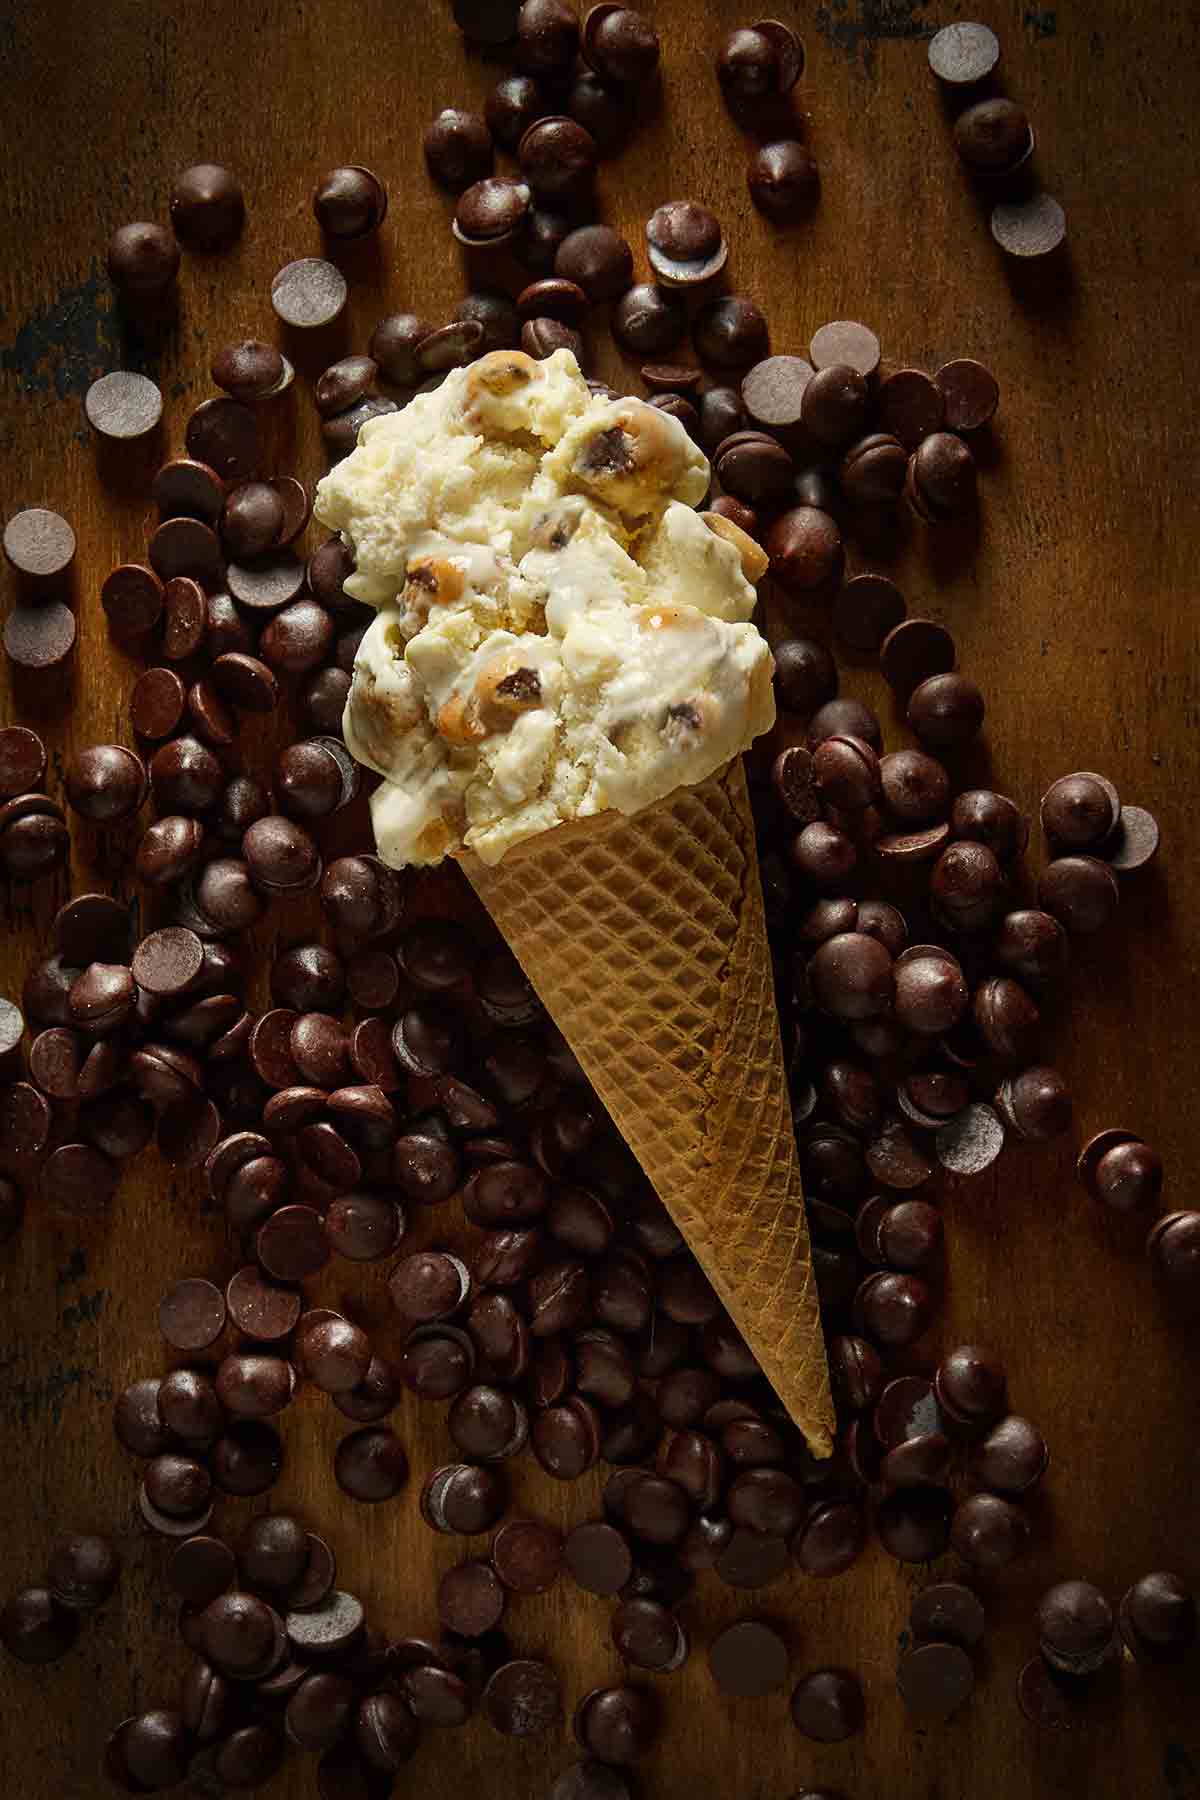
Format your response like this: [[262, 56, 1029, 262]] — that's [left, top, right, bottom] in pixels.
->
[[159, 1278, 227, 1351], [709, 1620, 789, 1696], [4, 508, 76, 582], [898, 1641, 975, 1717], [991, 192, 1067, 259], [5, 603, 77, 670], [271, 259, 348, 329], [85, 372, 163, 441]]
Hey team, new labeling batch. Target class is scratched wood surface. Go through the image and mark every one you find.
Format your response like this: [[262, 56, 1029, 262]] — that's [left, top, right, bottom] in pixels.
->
[[1, 0, 1198, 1795]]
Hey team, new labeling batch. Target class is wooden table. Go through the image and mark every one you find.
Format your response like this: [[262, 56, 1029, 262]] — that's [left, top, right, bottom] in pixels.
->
[[2, 1, 1198, 1794]]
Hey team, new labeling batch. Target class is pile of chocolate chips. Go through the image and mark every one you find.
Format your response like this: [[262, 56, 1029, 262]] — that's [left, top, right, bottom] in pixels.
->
[[926, 19, 1068, 262], [2, 2, 1198, 1795]]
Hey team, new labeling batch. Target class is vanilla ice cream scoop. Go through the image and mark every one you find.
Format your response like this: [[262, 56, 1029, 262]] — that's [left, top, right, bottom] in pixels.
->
[[314, 348, 776, 866]]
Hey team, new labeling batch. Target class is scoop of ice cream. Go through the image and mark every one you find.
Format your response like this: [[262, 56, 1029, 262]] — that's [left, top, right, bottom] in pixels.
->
[[316, 349, 775, 866], [315, 350, 594, 607]]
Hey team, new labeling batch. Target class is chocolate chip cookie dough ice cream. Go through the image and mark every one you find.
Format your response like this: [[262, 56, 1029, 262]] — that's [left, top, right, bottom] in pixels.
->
[[314, 348, 774, 866], [315, 347, 833, 1457]]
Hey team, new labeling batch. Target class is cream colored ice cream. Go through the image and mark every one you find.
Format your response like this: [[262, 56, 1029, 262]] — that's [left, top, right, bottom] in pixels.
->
[[314, 347, 776, 866]]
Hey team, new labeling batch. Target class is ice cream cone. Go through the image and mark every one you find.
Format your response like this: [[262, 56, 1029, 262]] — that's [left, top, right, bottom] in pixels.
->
[[459, 756, 834, 1456]]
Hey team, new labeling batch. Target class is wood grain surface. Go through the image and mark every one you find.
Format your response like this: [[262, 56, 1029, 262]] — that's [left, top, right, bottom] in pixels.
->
[[1, 1, 1198, 1796]]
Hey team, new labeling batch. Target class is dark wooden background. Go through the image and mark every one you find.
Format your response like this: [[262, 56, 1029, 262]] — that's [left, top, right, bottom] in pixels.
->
[[2, 0, 1198, 1794]]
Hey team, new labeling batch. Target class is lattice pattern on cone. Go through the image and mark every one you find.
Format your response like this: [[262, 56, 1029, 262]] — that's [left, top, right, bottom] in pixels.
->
[[461, 758, 835, 1455]]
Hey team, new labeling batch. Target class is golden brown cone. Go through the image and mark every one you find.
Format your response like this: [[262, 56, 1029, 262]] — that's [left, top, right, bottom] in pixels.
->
[[460, 758, 834, 1455]]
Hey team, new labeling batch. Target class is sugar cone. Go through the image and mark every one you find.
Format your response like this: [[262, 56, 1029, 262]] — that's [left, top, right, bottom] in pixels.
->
[[459, 758, 834, 1456]]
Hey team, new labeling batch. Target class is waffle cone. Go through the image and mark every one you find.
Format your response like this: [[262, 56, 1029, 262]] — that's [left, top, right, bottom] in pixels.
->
[[459, 759, 834, 1455]]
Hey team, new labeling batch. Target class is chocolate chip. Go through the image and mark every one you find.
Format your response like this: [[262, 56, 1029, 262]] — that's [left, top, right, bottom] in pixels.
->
[[898, 1641, 975, 1718], [879, 616, 956, 694], [4, 600, 77, 669], [934, 357, 1000, 432], [151, 519, 223, 592], [211, 1421, 284, 1497], [1038, 855, 1120, 934], [1103, 804, 1160, 872], [582, 5, 659, 83], [302, 667, 352, 736], [170, 163, 243, 248], [573, 1684, 657, 1765], [834, 573, 906, 654], [516, 205, 572, 274], [741, 355, 813, 428], [454, 177, 533, 247], [839, 431, 906, 505], [106, 223, 179, 297], [285, 1589, 365, 1659], [767, 506, 843, 593], [748, 140, 820, 220], [437, 1559, 506, 1638], [968, 1414, 1049, 1497], [555, 224, 633, 301], [467, 1658, 554, 1744], [522, 316, 583, 360], [565, 68, 632, 151], [159, 1277, 227, 1351], [45, 1532, 120, 1614], [801, 363, 870, 446], [927, 20, 1000, 84], [0, 727, 47, 799], [132, 926, 203, 997], [85, 371, 163, 441], [225, 551, 305, 611], [368, 314, 435, 385], [708, 1620, 789, 1696], [517, 0, 580, 72], [611, 1597, 688, 1673], [313, 166, 387, 238], [256, 1202, 330, 1283], [549, 1763, 631, 1800], [611, 283, 686, 355], [907, 432, 978, 521], [955, 97, 1033, 173], [296, 1317, 372, 1395], [64, 744, 146, 824], [808, 331, 878, 397], [487, 72, 547, 149], [694, 294, 768, 367], [218, 482, 284, 563], [878, 367, 946, 447], [225, 1265, 301, 1343], [3, 507, 76, 582], [127, 668, 183, 742], [451, 292, 520, 356], [645, 199, 727, 288], [519, 114, 599, 200], [425, 108, 495, 190], [211, 341, 287, 404], [714, 1528, 790, 1591], [260, 480, 307, 551], [719, 21, 801, 105], [1119, 1573, 1197, 1662], [271, 259, 348, 329], [215, 1352, 294, 1422], [186, 398, 260, 484], [991, 191, 1067, 258]]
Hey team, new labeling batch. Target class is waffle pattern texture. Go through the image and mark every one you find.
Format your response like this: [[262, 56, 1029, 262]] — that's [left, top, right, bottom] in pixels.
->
[[462, 758, 834, 1455]]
